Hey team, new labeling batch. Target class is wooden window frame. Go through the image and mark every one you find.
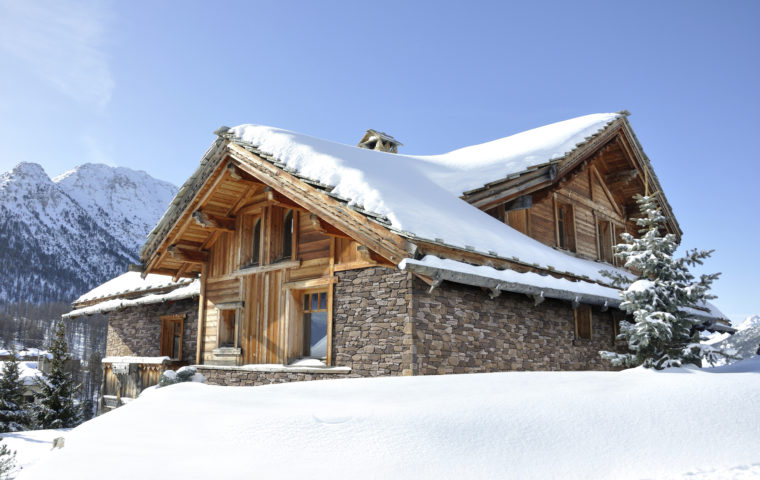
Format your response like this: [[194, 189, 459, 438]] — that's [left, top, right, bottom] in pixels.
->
[[554, 200, 576, 252], [301, 290, 329, 360], [597, 219, 614, 264], [160, 314, 185, 360], [284, 279, 335, 365], [574, 305, 592, 340], [217, 306, 241, 349]]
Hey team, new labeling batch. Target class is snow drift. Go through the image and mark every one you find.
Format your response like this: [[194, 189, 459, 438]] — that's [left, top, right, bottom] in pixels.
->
[[16, 359, 760, 479]]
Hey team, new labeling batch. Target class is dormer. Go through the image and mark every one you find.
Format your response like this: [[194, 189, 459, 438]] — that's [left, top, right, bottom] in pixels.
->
[[357, 129, 403, 153]]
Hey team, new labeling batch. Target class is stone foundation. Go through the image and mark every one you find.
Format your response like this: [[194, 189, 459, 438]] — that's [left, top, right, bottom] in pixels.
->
[[197, 365, 351, 386], [105, 298, 198, 363]]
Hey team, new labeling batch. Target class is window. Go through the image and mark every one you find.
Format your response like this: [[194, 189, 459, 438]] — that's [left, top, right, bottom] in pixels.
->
[[160, 315, 184, 360], [251, 217, 262, 266], [282, 209, 294, 260], [574, 305, 592, 340], [302, 291, 328, 358], [598, 220, 613, 263], [556, 203, 576, 252], [218, 309, 239, 348]]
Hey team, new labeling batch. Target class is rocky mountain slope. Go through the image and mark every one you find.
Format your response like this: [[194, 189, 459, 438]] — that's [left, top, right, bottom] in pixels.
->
[[0, 162, 176, 304], [708, 314, 760, 362]]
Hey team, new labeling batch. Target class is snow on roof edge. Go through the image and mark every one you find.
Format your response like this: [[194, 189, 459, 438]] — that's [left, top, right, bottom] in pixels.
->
[[64, 280, 200, 318], [400, 255, 733, 331]]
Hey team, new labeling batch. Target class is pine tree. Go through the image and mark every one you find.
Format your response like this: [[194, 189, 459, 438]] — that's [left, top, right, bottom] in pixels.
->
[[35, 320, 83, 429], [0, 438, 16, 480], [600, 195, 724, 369], [0, 347, 33, 432]]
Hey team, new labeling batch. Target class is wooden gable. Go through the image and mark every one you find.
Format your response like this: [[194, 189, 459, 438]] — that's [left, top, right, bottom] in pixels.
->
[[467, 117, 681, 264]]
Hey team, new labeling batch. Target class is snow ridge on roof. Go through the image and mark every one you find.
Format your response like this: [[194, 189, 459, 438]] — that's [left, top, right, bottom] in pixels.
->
[[65, 279, 200, 318], [228, 113, 623, 284], [74, 271, 193, 304]]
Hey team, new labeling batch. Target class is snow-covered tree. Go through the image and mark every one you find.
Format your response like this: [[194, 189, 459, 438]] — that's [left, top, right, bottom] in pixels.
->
[[0, 438, 15, 480], [35, 320, 82, 428], [0, 347, 33, 432], [600, 195, 724, 369]]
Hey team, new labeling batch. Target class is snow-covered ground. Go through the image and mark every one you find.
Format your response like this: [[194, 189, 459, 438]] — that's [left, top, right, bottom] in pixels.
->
[[1, 429, 68, 477], [14, 359, 760, 479]]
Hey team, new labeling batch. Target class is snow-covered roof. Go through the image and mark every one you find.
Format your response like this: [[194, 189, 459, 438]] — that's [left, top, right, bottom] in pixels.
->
[[224, 113, 625, 284], [74, 271, 194, 305], [65, 280, 199, 318], [0, 360, 43, 386], [0, 348, 51, 360]]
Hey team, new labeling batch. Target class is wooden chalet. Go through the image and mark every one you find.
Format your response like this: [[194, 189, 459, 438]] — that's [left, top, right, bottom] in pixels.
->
[[93, 112, 732, 388]]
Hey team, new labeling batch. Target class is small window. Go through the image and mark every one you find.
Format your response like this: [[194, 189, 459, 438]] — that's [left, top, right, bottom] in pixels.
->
[[251, 217, 262, 265], [282, 209, 294, 260], [160, 315, 184, 360], [302, 291, 328, 358], [598, 220, 613, 263], [557, 203, 576, 252], [574, 305, 592, 340], [219, 309, 239, 348]]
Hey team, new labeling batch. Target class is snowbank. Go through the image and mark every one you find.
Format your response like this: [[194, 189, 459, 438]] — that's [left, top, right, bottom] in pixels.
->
[[17, 359, 760, 480]]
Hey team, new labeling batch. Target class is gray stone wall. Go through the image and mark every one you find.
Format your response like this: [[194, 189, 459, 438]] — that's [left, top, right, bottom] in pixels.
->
[[106, 298, 198, 363], [411, 278, 617, 373], [331, 267, 414, 376], [197, 367, 350, 386]]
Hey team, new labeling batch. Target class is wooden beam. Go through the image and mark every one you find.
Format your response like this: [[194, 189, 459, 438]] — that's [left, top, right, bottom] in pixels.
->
[[172, 263, 190, 282], [192, 210, 235, 232], [605, 168, 639, 187], [590, 165, 624, 218], [309, 214, 351, 239], [167, 245, 209, 264]]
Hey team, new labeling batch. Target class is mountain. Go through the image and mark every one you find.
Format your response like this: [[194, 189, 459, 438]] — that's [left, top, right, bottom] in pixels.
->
[[707, 314, 760, 363], [53, 163, 177, 253], [0, 162, 176, 304]]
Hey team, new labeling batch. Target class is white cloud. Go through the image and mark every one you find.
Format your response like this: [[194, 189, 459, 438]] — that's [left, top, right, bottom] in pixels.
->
[[0, 0, 114, 109]]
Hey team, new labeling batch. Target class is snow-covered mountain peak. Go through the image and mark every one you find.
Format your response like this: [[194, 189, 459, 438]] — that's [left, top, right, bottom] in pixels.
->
[[0, 162, 177, 304], [737, 314, 760, 331], [1, 162, 53, 189], [53, 163, 177, 253]]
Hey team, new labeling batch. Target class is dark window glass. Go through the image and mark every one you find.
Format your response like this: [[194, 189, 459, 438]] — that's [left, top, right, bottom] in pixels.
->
[[252, 218, 261, 265], [282, 209, 293, 259]]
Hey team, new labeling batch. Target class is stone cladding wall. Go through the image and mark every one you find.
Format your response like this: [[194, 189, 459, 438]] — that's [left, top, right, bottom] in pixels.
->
[[105, 298, 198, 363], [411, 277, 617, 373], [331, 267, 414, 377], [197, 367, 349, 386]]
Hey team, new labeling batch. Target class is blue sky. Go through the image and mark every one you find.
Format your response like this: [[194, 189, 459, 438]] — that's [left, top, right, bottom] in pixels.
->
[[0, 0, 758, 323]]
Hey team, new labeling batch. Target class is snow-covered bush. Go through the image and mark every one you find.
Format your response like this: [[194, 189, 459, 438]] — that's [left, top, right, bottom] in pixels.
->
[[0, 437, 16, 480], [158, 366, 206, 388]]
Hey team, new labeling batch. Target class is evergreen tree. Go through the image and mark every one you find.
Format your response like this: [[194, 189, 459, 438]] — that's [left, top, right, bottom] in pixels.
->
[[0, 347, 33, 432], [0, 438, 15, 480], [35, 320, 83, 428], [600, 195, 725, 369]]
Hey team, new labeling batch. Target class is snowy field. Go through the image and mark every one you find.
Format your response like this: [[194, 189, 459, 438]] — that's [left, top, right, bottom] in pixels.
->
[[13, 359, 760, 480]]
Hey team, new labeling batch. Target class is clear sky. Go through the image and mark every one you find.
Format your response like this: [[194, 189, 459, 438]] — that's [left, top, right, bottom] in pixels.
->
[[0, 0, 758, 324]]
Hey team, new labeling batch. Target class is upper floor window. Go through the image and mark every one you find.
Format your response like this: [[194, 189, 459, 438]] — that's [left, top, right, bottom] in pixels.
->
[[598, 220, 614, 263], [556, 203, 576, 252], [282, 209, 294, 260], [251, 217, 262, 266]]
